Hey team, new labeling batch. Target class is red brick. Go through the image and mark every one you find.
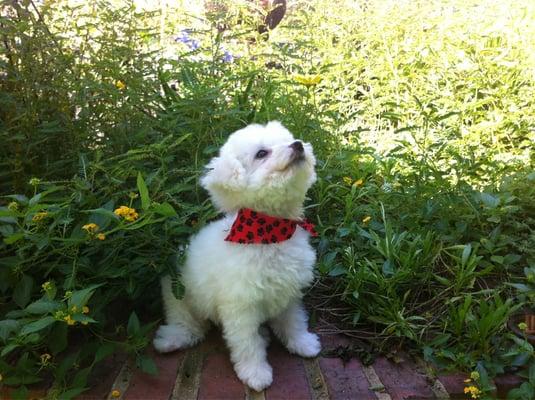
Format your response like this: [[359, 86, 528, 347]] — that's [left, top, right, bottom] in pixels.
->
[[123, 348, 185, 400], [319, 357, 377, 400], [495, 373, 525, 399], [372, 357, 435, 400], [80, 353, 127, 400], [437, 373, 469, 399], [0, 387, 48, 400], [198, 351, 244, 400], [266, 343, 311, 400]]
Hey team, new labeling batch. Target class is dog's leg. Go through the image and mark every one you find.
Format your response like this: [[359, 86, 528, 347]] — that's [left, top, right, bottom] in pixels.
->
[[153, 276, 208, 353], [221, 307, 273, 392], [269, 300, 321, 358]]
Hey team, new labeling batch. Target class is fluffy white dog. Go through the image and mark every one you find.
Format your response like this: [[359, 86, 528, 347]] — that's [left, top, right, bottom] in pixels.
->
[[153, 121, 320, 391]]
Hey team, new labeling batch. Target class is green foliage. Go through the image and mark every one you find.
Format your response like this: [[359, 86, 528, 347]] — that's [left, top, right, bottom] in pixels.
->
[[0, 0, 534, 396]]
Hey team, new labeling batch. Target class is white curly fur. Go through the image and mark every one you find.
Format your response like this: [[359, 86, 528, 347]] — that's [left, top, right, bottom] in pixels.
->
[[154, 121, 321, 391]]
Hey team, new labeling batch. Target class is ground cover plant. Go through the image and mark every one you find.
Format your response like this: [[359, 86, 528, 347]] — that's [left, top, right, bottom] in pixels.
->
[[0, 0, 534, 398]]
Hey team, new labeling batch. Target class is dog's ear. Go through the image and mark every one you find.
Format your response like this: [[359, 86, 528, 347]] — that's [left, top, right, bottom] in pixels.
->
[[201, 155, 246, 192]]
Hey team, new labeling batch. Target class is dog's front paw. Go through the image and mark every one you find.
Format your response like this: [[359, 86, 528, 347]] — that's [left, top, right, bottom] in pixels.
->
[[235, 360, 273, 392], [287, 332, 321, 358], [153, 324, 194, 353]]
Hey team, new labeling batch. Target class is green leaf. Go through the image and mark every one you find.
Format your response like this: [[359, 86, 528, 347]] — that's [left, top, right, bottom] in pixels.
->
[[4, 194, 28, 205], [4, 232, 24, 244], [153, 202, 177, 217], [28, 188, 59, 206], [490, 255, 504, 264], [56, 351, 80, 381], [328, 264, 346, 277], [88, 200, 116, 229], [480, 192, 499, 208], [94, 342, 115, 364], [11, 385, 29, 400], [461, 244, 472, 267], [137, 172, 150, 210], [72, 366, 92, 389], [68, 284, 103, 308], [0, 319, 20, 340], [0, 209, 18, 218], [82, 208, 118, 219], [137, 354, 158, 375], [13, 275, 33, 308], [382, 259, 395, 276], [20, 316, 56, 335], [127, 311, 140, 336], [0, 224, 14, 236], [1, 343, 19, 357], [529, 362, 535, 384], [49, 322, 68, 354], [26, 298, 61, 314]]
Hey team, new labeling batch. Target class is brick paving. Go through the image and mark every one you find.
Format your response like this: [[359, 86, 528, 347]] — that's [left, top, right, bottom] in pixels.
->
[[1, 329, 524, 399]]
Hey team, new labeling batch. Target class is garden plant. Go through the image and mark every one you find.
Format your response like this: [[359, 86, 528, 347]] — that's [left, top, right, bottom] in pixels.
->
[[0, 0, 534, 398]]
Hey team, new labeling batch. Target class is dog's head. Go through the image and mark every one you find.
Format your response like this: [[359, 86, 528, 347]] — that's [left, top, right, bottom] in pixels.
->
[[201, 121, 316, 218]]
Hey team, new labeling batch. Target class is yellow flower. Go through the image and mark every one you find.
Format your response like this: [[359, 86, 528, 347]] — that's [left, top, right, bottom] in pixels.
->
[[32, 212, 48, 222], [353, 178, 364, 187], [114, 206, 139, 222], [470, 371, 480, 381], [115, 80, 126, 90], [129, 192, 139, 199], [82, 321, 89, 325], [96, 233, 106, 241], [8, 201, 18, 211], [64, 315, 76, 325], [294, 74, 322, 87], [71, 305, 78, 313], [82, 306, 90, 314], [29, 178, 41, 186], [362, 216, 371, 224], [463, 385, 481, 399], [64, 290, 72, 298], [343, 176, 353, 185], [40, 353, 52, 365], [42, 281, 53, 291], [518, 322, 528, 331], [111, 389, 121, 398], [82, 223, 99, 233]]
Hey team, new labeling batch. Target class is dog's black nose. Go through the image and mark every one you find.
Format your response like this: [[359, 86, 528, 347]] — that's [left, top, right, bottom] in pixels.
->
[[290, 141, 304, 153]]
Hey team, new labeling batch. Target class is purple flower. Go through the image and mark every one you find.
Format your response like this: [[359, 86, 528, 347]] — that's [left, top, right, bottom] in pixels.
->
[[175, 30, 200, 50], [222, 50, 234, 63], [189, 39, 200, 50]]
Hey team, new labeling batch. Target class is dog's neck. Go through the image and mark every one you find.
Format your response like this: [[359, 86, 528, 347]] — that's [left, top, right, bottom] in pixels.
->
[[229, 202, 304, 220]]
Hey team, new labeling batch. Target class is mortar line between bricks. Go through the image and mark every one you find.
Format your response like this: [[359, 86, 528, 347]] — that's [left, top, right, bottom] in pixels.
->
[[362, 365, 392, 400], [171, 348, 204, 400], [414, 357, 450, 399], [106, 359, 133, 400], [245, 386, 266, 400], [303, 358, 330, 400], [429, 377, 450, 399]]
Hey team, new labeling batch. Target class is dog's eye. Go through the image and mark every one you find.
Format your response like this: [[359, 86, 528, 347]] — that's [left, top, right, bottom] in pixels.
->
[[255, 149, 269, 159]]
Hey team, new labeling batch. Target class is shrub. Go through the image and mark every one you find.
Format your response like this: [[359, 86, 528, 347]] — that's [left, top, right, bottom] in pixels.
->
[[1, 0, 534, 396]]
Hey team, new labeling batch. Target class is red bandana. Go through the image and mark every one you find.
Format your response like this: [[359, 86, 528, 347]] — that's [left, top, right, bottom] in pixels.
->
[[225, 208, 318, 244]]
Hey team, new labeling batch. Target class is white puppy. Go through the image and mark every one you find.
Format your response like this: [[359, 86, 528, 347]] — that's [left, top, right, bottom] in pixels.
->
[[153, 121, 320, 391]]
